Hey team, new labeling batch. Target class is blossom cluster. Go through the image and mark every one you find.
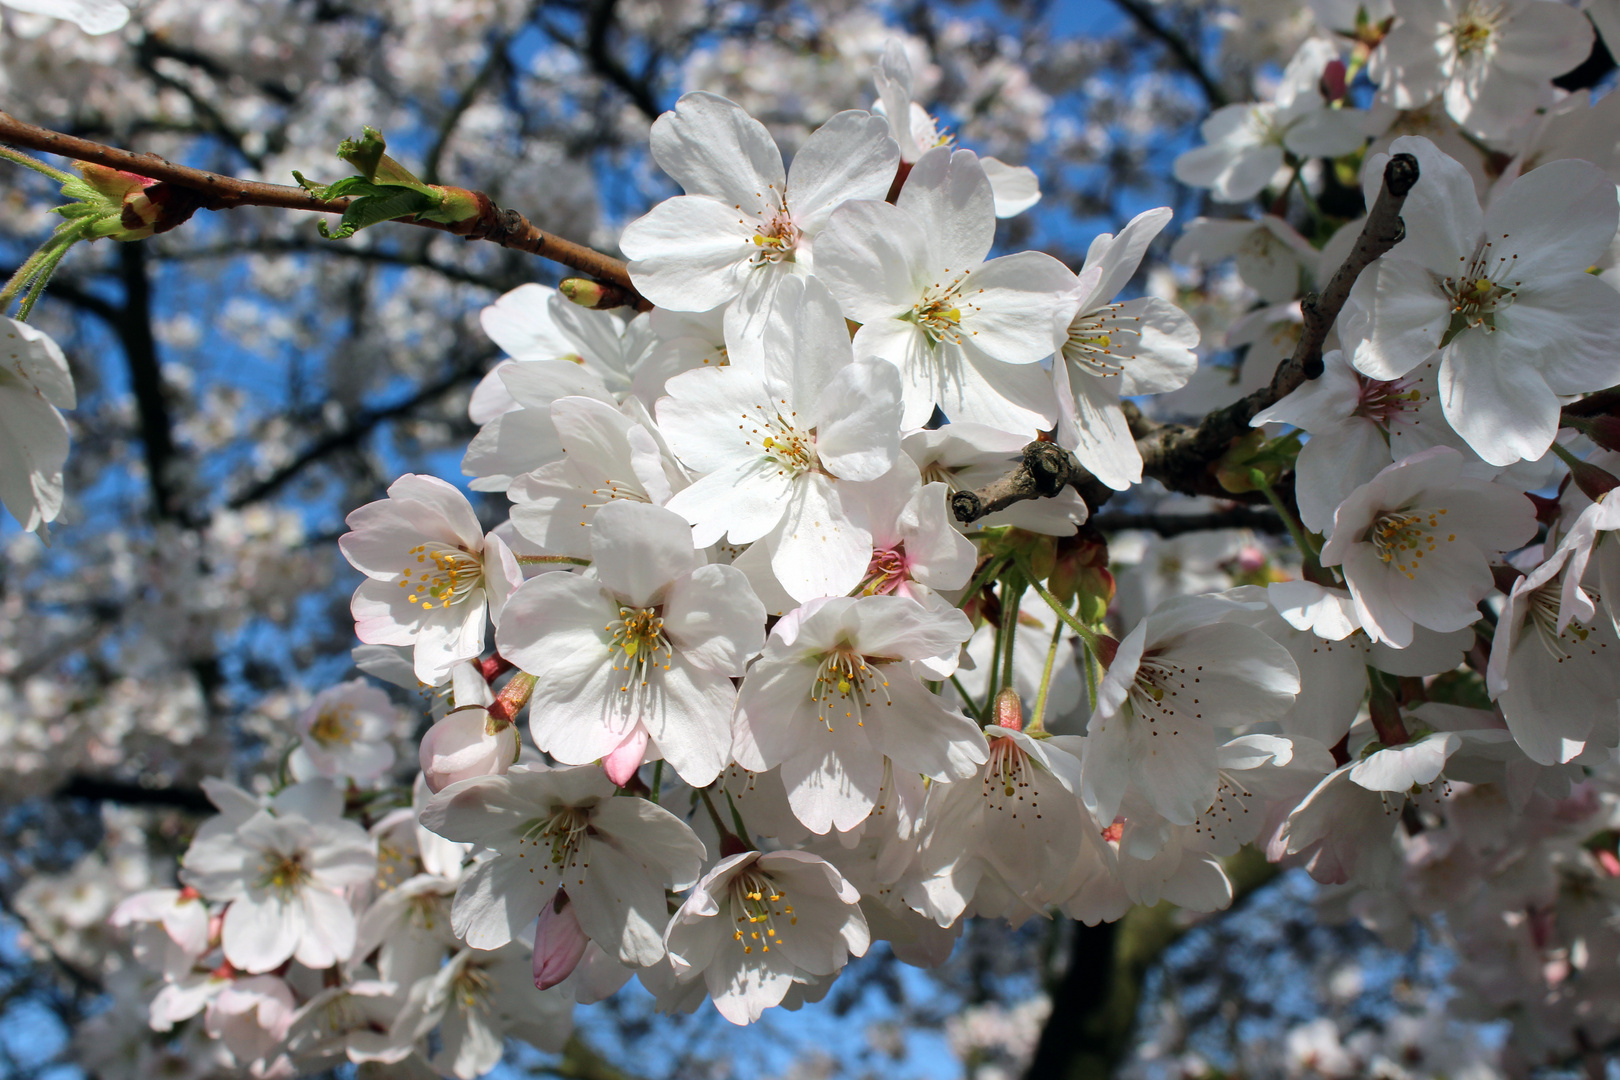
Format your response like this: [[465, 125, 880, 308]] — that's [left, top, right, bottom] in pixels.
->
[[9, 0, 1620, 1075]]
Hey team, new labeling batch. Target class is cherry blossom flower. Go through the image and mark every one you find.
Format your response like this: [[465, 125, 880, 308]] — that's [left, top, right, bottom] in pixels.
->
[[663, 849, 869, 1025], [288, 679, 400, 786], [872, 39, 1040, 216], [418, 705, 518, 794], [1556, 494, 1620, 637], [1370, 0, 1592, 138], [180, 780, 376, 974], [1080, 594, 1302, 828], [1279, 762, 1405, 884], [109, 888, 210, 980], [1487, 543, 1620, 764], [1173, 39, 1368, 202], [1052, 207, 1200, 490], [657, 274, 903, 602], [0, 318, 75, 537], [3, 0, 128, 33], [1344, 137, 1620, 466], [418, 764, 705, 965], [1171, 214, 1320, 305], [507, 395, 685, 559], [496, 500, 764, 786], [352, 872, 459, 987], [390, 941, 574, 1079], [1252, 349, 1466, 533], [732, 594, 986, 833], [619, 91, 898, 342], [204, 976, 296, 1078], [464, 282, 655, 491], [284, 980, 413, 1069], [1242, 581, 1472, 746], [814, 145, 1078, 434], [340, 474, 521, 685], [845, 458, 977, 609], [1318, 446, 1537, 647]]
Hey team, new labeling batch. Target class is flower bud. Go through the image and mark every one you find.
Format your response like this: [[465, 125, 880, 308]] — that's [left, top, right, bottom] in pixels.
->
[[559, 277, 634, 310], [1318, 59, 1347, 103], [418, 706, 517, 793], [1566, 457, 1620, 503], [533, 890, 589, 991], [601, 727, 650, 787], [1569, 414, 1620, 454], [992, 688, 1023, 731]]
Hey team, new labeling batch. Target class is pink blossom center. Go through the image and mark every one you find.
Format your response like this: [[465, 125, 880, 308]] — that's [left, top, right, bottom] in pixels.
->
[[861, 545, 912, 596], [1352, 375, 1424, 429]]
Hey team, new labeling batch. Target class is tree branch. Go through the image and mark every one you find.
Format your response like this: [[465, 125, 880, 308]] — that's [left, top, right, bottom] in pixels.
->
[[585, 0, 662, 122], [225, 349, 494, 510], [1090, 506, 1286, 536], [1132, 152, 1419, 497], [51, 773, 212, 812], [954, 154, 1422, 525], [1109, 0, 1228, 108], [949, 441, 1111, 525], [0, 111, 648, 307], [117, 243, 187, 522]]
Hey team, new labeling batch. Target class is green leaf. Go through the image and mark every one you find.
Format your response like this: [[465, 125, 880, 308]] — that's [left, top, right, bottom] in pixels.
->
[[317, 187, 440, 240]]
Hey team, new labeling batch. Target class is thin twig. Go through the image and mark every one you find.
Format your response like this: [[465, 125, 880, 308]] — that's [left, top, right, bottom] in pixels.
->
[[1132, 152, 1419, 496], [1089, 506, 1286, 536], [225, 349, 495, 510], [0, 111, 649, 307], [955, 154, 1422, 525], [1109, 0, 1228, 107]]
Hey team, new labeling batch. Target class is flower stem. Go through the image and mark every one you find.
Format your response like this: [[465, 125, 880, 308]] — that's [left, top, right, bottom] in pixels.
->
[[698, 785, 750, 851], [515, 554, 591, 566], [950, 674, 985, 724], [649, 760, 663, 805], [1249, 468, 1316, 560], [0, 144, 75, 184], [999, 572, 1024, 697], [1028, 615, 1066, 735], [488, 670, 537, 725], [959, 555, 1009, 610], [1017, 556, 1103, 656], [1081, 639, 1099, 714]]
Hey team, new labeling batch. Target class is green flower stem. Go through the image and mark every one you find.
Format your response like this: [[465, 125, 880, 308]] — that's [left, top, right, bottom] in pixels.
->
[[950, 674, 985, 725], [999, 572, 1024, 698], [515, 554, 591, 566], [0, 144, 75, 184], [1017, 556, 1103, 656], [1082, 639, 1100, 713], [1028, 615, 1066, 734]]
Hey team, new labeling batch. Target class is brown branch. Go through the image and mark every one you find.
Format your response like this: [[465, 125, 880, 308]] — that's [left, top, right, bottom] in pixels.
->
[[225, 348, 494, 510], [1133, 152, 1419, 498], [953, 154, 1422, 525], [52, 773, 212, 812], [1090, 506, 1286, 536], [0, 110, 649, 308], [949, 441, 1110, 525], [117, 243, 189, 523], [1563, 385, 1620, 419], [1109, 0, 1228, 108]]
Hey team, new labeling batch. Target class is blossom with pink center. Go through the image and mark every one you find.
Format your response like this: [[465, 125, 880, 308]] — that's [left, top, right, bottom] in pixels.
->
[[1253, 350, 1467, 533]]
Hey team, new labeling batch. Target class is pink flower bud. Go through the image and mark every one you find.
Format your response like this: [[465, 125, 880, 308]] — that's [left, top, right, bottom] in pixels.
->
[[602, 726, 650, 787], [1318, 59, 1347, 102], [992, 688, 1023, 731], [533, 891, 589, 990], [419, 706, 517, 793]]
